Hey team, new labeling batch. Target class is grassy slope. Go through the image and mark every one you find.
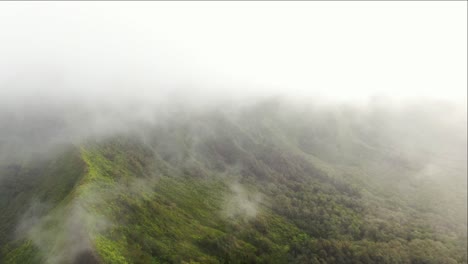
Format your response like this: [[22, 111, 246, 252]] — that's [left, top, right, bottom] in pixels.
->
[[1, 104, 466, 263], [0, 147, 87, 263]]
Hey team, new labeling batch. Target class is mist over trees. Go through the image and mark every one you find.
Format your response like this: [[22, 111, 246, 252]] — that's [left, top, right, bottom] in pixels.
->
[[0, 1, 466, 263], [0, 99, 466, 263]]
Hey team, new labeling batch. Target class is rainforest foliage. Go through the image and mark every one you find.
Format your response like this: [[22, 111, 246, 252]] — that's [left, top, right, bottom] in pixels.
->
[[0, 101, 466, 263]]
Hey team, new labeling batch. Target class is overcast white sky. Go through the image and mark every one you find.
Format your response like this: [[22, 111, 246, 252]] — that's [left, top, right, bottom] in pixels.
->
[[0, 1, 466, 105]]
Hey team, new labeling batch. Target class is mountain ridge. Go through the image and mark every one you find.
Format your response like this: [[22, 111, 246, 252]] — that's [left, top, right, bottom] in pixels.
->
[[1, 101, 466, 263]]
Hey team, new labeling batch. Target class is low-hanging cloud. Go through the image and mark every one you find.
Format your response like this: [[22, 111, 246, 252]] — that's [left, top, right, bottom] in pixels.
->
[[0, 2, 465, 160], [0, 4, 466, 263]]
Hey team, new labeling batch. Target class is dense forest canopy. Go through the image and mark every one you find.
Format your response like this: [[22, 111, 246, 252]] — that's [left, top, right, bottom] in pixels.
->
[[0, 99, 466, 263], [0, 2, 466, 263]]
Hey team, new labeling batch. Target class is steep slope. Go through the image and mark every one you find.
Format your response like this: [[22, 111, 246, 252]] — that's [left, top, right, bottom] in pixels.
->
[[0, 147, 87, 263], [1, 102, 466, 263]]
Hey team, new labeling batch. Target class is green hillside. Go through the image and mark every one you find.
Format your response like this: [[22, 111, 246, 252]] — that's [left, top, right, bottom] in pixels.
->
[[1, 101, 466, 263]]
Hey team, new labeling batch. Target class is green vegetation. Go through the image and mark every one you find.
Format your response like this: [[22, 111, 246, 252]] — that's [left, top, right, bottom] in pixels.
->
[[1, 102, 466, 263]]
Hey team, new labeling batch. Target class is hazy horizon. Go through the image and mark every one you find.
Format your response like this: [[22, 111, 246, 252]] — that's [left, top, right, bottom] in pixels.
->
[[0, 2, 466, 107], [0, 2, 466, 264]]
